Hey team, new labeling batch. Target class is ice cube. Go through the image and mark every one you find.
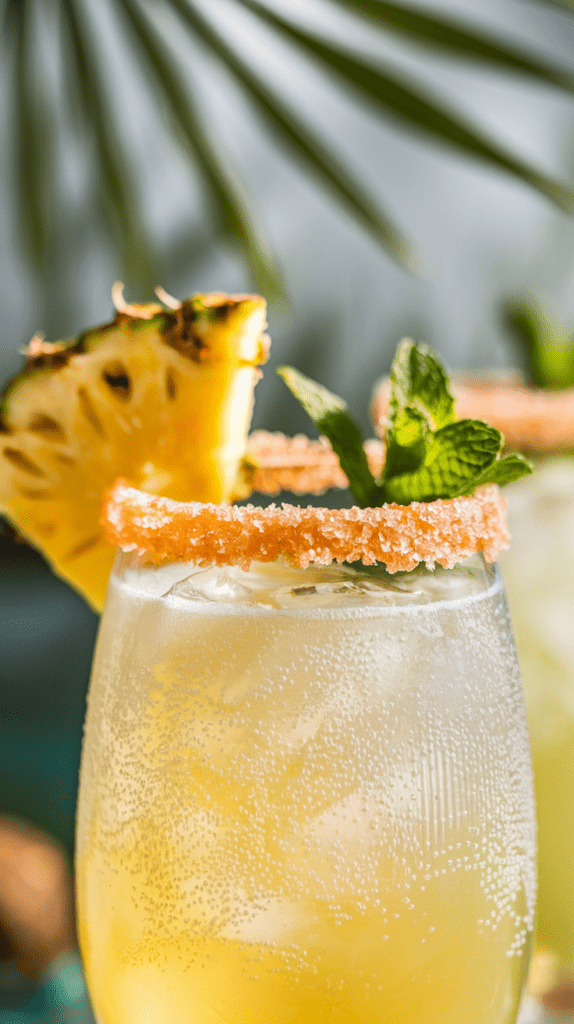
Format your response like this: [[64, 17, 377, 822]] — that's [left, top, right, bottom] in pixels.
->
[[169, 566, 255, 604], [165, 557, 490, 609], [222, 896, 316, 945]]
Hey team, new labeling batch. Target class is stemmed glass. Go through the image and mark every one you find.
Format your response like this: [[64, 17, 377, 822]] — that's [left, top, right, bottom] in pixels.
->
[[76, 543, 536, 1024]]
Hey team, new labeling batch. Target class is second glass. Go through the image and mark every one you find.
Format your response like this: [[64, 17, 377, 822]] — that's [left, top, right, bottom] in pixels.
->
[[502, 458, 574, 1011], [77, 553, 536, 1024]]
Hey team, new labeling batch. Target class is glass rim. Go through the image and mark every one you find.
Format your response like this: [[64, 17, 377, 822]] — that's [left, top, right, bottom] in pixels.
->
[[111, 549, 502, 619], [103, 480, 509, 576]]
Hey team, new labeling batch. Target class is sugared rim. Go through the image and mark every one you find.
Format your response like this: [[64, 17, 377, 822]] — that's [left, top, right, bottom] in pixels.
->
[[245, 430, 385, 495], [102, 480, 509, 573], [372, 375, 574, 454]]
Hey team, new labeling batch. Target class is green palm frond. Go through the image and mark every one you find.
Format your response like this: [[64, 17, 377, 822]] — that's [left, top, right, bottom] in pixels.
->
[[238, 0, 572, 210], [116, 0, 285, 298], [60, 0, 155, 287], [11, 0, 58, 265], [5, 0, 574, 291], [531, 0, 574, 10], [166, 0, 419, 269], [329, 0, 574, 89]]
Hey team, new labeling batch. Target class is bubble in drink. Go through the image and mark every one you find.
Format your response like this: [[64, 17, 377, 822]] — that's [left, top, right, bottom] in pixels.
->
[[77, 555, 535, 1024]]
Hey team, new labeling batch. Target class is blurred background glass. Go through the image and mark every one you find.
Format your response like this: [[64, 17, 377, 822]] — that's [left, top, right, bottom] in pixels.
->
[[3, 0, 574, 1017]]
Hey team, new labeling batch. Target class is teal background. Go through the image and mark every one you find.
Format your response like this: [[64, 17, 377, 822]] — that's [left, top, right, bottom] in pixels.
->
[[0, 536, 97, 1018], [0, 954, 94, 1023], [0, 536, 98, 858]]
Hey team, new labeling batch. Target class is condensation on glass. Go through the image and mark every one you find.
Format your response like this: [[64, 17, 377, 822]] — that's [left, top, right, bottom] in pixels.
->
[[77, 552, 536, 1024], [502, 458, 574, 1005]]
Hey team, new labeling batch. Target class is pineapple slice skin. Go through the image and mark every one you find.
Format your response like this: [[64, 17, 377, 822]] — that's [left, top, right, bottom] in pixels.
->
[[0, 293, 268, 611]]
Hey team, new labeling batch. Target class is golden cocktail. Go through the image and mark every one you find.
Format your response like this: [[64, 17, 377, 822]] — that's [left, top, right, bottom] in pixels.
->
[[76, 483, 536, 1024]]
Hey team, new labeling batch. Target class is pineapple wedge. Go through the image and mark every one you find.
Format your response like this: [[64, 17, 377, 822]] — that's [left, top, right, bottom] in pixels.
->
[[0, 288, 268, 611]]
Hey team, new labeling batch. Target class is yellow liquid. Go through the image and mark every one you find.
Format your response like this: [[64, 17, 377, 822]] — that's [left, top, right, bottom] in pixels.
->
[[77, 558, 535, 1023], [78, 839, 528, 1024], [501, 461, 574, 969], [532, 731, 574, 965]]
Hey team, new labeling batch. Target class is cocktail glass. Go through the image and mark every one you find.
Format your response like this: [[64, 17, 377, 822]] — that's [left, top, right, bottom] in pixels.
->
[[426, 379, 574, 1022], [501, 458, 574, 1022], [76, 490, 536, 1024]]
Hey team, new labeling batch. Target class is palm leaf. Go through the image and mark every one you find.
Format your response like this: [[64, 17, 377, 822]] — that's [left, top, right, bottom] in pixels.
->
[[59, 0, 155, 289], [328, 0, 574, 92], [238, 0, 573, 210], [113, 0, 285, 297], [4, 0, 574, 281], [165, 0, 420, 270], [10, 0, 56, 266], [529, 0, 574, 9]]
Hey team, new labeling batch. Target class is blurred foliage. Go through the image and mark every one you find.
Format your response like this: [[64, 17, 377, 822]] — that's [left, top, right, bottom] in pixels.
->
[[4, 0, 574, 294], [504, 299, 574, 388]]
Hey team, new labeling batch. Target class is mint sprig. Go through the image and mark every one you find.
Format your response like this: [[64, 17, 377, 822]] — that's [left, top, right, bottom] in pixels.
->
[[389, 338, 456, 431], [278, 339, 532, 507], [276, 367, 384, 507]]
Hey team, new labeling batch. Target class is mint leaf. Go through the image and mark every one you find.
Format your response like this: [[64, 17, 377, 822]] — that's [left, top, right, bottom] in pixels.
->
[[279, 342, 533, 508], [389, 339, 456, 430], [383, 406, 428, 478], [277, 366, 382, 507], [384, 340, 456, 488], [277, 366, 346, 422], [383, 419, 502, 504], [470, 452, 533, 489]]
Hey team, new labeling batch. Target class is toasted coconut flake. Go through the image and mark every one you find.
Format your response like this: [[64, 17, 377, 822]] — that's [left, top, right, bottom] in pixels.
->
[[246, 431, 385, 495], [103, 480, 509, 573], [371, 375, 574, 454]]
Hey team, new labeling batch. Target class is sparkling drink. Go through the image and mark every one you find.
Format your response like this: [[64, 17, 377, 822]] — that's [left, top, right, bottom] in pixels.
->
[[77, 553, 536, 1024], [501, 459, 574, 992]]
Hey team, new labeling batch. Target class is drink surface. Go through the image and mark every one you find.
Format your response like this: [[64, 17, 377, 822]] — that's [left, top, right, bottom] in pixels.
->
[[501, 458, 574, 967], [77, 555, 536, 1024]]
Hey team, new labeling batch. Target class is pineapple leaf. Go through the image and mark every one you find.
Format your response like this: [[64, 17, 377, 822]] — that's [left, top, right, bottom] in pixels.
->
[[239, 0, 574, 211]]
